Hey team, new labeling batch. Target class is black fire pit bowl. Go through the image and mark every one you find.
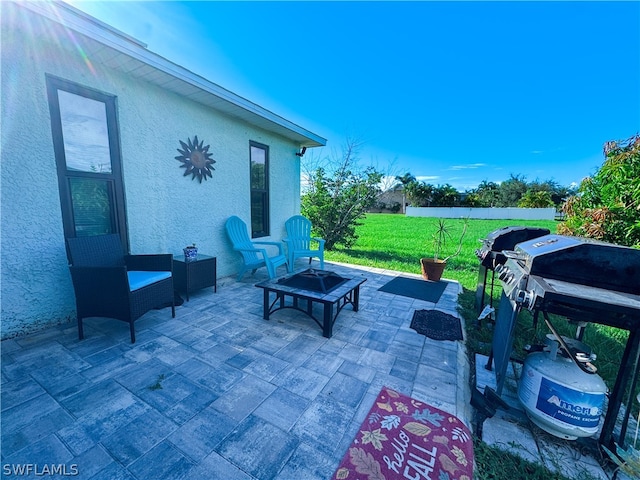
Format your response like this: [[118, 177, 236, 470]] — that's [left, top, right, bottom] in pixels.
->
[[278, 269, 349, 294]]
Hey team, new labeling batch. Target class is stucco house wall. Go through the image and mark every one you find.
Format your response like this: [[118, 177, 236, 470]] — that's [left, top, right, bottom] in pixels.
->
[[0, 2, 325, 339]]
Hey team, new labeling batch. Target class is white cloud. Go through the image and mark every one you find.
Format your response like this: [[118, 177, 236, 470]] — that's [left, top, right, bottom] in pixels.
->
[[378, 175, 400, 191], [416, 175, 440, 182], [448, 163, 486, 171]]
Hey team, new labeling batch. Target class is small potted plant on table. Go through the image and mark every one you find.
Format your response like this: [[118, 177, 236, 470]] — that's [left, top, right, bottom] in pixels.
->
[[421, 219, 468, 282], [183, 243, 198, 262]]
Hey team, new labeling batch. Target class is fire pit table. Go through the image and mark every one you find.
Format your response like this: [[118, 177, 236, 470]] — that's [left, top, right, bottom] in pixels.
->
[[255, 269, 367, 338]]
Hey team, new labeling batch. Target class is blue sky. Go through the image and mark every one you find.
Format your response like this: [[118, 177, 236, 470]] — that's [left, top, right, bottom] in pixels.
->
[[68, 1, 640, 191]]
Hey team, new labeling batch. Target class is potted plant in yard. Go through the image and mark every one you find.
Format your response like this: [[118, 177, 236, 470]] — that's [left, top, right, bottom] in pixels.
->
[[421, 219, 468, 281]]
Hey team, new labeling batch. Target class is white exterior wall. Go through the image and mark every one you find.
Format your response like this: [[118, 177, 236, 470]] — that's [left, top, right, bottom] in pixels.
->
[[406, 207, 557, 220], [0, 6, 302, 339]]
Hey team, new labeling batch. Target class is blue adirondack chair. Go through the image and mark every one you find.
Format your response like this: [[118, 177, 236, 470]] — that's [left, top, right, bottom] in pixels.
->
[[225, 216, 288, 280], [283, 215, 325, 273]]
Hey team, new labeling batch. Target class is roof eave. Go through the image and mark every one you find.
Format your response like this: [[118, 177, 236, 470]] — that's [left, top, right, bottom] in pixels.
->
[[19, 1, 327, 148]]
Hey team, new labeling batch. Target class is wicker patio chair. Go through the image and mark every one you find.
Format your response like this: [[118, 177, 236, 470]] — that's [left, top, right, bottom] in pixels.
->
[[225, 216, 288, 280], [283, 215, 325, 272], [66, 234, 175, 343]]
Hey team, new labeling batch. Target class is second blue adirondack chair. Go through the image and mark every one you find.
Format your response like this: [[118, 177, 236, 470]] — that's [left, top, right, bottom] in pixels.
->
[[225, 216, 288, 280], [283, 215, 325, 272]]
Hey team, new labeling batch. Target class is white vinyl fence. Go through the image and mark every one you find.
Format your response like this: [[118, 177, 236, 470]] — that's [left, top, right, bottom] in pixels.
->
[[406, 207, 556, 220]]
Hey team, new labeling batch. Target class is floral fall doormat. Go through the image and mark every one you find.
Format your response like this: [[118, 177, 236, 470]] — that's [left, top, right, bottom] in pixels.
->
[[332, 387, 474, 480]]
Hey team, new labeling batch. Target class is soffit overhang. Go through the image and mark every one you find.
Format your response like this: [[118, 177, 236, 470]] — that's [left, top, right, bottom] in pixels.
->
[[16, 1, 327, 148]]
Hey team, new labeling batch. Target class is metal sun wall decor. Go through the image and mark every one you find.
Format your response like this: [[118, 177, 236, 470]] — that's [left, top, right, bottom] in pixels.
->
[[175, 136, 216, 183]]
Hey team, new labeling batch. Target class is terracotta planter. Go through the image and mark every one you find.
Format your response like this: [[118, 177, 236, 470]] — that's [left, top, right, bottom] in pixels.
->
[[420, 258, 446, 282]]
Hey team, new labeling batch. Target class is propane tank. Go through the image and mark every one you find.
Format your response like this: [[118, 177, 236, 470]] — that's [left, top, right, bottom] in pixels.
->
[[517, 335, 607, 440]]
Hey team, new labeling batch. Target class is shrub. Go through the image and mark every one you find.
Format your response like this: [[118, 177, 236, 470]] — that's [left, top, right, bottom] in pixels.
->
[[559, 134, 640, 247]]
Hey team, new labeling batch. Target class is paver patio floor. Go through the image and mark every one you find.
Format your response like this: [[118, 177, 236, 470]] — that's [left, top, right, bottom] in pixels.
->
[[1, 261, 471, 480]]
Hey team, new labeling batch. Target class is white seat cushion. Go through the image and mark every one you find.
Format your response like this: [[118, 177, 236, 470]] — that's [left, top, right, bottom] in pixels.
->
[[127, 271, 172, 292]]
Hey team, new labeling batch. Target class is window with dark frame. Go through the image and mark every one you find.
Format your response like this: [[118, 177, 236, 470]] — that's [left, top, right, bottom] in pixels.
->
[[250, 141, 269, 238], [46, 76, 128, 249]]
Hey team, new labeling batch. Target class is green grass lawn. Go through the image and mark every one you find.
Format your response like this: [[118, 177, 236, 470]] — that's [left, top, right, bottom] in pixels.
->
[[324, 213, 629, 480], [324, 213, 557, 290], [324, 213, 628, 387]]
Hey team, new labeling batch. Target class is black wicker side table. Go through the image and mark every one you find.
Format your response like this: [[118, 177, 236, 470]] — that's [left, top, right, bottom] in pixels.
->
[[172, 254, 217, 301]]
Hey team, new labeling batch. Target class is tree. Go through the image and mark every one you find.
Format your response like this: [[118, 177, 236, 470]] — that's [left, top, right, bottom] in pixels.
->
[[541, 180, 572, 205], [393, 172, 416, 213], [404, 181, 434, 207], [496, 174, 528, 207], [526, 178, 575, 206], [462, 180, 498, 207], [397, 172, 574, 209], [403, 181, 462, 207], [395, 172, 416, 187], [431, 184, 461, 207], [559, 134, 640, 247], [301, 139, 383, 250], [517, 190, 554, 208], [475, 180, 500, 207]]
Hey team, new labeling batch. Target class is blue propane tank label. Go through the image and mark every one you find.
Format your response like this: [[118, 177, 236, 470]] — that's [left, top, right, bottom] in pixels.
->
[[535, 376, 604, 428]]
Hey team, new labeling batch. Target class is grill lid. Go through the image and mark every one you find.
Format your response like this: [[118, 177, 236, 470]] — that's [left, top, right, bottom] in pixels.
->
[[512, 234, 640, 295], [476, 226, 550, 267], [481, 226, 551, 252]]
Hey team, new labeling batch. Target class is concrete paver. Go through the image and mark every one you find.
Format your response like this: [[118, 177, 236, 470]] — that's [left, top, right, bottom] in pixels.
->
[[1, 262, 469, 479], [2, 261, 621, 479]]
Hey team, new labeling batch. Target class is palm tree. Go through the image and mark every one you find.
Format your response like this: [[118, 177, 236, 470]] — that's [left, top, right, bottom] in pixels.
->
[[395, 173, 417, 213]]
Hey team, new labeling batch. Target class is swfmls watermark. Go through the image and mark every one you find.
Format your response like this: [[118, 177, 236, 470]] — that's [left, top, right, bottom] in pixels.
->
[[2, 464, 79, 476]]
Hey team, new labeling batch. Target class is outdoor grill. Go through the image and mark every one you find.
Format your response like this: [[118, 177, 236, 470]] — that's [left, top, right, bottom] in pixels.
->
[[474, 226, 550, 315], [490, 234, 640, 449]]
